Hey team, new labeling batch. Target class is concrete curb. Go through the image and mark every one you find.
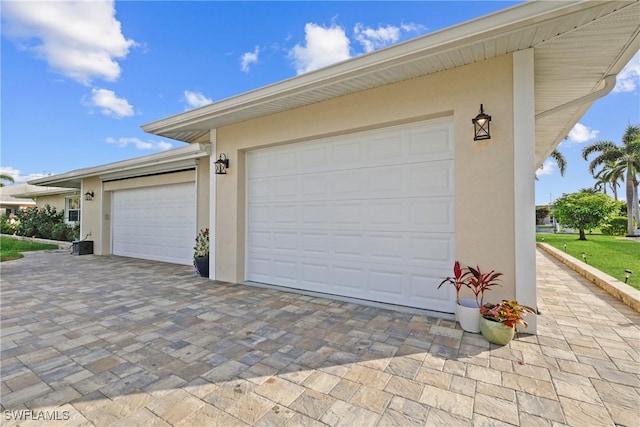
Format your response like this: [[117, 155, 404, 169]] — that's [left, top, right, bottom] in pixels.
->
[[537, 242, 640, 313], [1, 233, 72, 250]]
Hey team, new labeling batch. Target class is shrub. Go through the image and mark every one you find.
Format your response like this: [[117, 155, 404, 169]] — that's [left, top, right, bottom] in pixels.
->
[[12, 205, 75, 241], [602, 216, 635, 236], [1, 213, 18, 234]]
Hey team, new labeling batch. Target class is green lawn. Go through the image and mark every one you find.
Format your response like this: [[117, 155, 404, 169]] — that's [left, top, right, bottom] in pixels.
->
[[536, 233, 640, 290], [0, 237, 59, 262]]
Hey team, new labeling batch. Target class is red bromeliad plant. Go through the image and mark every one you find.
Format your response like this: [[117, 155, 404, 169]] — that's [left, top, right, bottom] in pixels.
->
[[466, 265, 502, 307], [438, 261, 471, 304], [480, 300, 536, 329]]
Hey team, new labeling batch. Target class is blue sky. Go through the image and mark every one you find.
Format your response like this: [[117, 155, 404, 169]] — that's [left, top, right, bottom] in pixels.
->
[[1, 1, 638, 205]]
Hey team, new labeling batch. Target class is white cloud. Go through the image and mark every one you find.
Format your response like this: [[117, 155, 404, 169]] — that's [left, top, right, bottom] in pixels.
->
[[401, 22, 426, 33], [536, 160, 555, 178], [184, 90, 212, 109], [88, 88, 134, 118], [106, 137, 172, 151], [241, 46, 260, 73], [613, 51, 640, 93], [289, 23, 351, 75], [1, 0, 136, 85], [354, 23, 400, 53], [0, 166, 49, 184], [567, 123, 599, 144]]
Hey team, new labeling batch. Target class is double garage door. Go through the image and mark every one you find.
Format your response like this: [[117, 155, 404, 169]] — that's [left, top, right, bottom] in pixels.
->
[[112, 182, 196, 265], [246, 119, 455, 312]]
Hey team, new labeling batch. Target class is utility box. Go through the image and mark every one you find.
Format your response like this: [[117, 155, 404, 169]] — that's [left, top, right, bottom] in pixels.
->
[[72, 240, 94, 256]]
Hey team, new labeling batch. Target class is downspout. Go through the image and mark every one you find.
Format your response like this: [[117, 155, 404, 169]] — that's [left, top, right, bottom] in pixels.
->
[[536, 75, 617, 120]]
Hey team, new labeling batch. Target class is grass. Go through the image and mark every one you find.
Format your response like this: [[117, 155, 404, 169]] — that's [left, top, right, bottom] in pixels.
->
[[536, 233, 640, 290], [0, 237, 59, 262]]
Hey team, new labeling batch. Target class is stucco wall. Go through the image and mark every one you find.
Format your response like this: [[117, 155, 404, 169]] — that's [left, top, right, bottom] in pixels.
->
[[82, 176, 102, 249], [36, 194, 67, 211], [214, 53, 517, 302]]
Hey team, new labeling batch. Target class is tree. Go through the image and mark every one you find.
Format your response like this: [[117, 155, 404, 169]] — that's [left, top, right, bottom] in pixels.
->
[[582, 124, 640, 236], [535, 206, 550, 225], [537, 149, 567, 180], [552, 192, 618, 240], [549, 149, 567, 176], [0, 173, 15, 187], [592, 161, 623, 200]]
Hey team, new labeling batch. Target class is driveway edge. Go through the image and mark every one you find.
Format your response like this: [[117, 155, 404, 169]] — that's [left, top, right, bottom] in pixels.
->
[[537, 242, 640, 312]]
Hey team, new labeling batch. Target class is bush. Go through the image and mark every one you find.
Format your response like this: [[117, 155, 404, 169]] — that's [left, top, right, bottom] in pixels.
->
[[0, 213, 17, 234], [602, 216, 635, 236], [10, 205, 77, 241]]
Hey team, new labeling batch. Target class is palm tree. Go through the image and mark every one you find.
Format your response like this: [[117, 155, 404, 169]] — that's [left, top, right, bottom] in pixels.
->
[[537, 149, 567, 180], [549, 149, 567, 176], [592, 161, 624, 200], [582, 124, 640, 236], [0, 173, 15, 187]]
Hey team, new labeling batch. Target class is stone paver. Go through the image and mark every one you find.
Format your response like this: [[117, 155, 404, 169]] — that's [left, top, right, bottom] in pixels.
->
[[0, 249, 638, 426]]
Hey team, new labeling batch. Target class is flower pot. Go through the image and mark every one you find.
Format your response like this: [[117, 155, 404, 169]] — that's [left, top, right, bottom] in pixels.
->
[[194, 256, 209, 278], [456, 299, 480, 333], [480, 317, 515, 345]]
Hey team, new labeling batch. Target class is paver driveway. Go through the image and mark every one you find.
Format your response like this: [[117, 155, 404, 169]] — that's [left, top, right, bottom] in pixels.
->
[[1, 248, 638, 426]]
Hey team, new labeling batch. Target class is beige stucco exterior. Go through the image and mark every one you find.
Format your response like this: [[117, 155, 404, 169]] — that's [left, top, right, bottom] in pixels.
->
[[34, 193, 69, 211], [212, 54, 517, 302], [79, 166, 210, 256]]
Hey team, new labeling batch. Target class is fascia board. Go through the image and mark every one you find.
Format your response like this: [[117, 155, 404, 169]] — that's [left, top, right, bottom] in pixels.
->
[[28, 143, 210, 186]]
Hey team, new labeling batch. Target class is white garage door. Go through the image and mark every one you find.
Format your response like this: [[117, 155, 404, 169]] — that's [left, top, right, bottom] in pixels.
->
[[246, 119, 456, 312], [112, 182, 196, 265]]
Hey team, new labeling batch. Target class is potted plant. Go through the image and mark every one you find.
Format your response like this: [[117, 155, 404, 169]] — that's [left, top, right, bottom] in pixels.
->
[[439, 261, 501, 333], [193, 227, 210, 278], [465, 265, 503, 307], [479, 300, 536, 345]]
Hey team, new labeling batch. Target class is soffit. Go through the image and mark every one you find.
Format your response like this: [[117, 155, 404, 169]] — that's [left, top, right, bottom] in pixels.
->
[[142, 1, 639, 166]]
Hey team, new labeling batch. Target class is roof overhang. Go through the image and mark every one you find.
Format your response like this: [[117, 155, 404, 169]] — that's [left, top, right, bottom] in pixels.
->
[[12, 187, 79, 199], [28, 143, 211, 188], [141, 0, 639, 166]]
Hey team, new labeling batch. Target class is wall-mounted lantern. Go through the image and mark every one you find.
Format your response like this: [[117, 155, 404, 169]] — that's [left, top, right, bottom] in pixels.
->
[[472, 104, 492, 141], [84, 191, 94, 201], [215, 154, 229, 175]]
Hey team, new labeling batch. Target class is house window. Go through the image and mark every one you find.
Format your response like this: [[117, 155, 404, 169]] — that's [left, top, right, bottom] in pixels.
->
[[66, 196, 80, 223]]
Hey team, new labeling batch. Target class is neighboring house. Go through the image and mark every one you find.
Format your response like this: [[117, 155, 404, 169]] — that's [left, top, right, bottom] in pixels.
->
[[30, 1, 639, 333], [0, 184, 37, 216], [11, 186, 81, 224]]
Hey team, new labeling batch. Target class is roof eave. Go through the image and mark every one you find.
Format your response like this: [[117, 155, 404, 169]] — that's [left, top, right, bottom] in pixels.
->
[[29, 143, 211, 188]]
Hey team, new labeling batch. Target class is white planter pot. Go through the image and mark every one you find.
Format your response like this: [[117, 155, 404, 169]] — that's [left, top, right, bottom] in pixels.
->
[[456, 299, 480, 333]]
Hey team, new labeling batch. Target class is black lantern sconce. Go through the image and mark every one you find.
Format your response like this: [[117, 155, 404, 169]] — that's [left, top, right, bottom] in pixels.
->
[[624, 269, 633, 283], [84, 191, 94, 201], [472, 104, 492, 141], [215, 154, 229, 175]]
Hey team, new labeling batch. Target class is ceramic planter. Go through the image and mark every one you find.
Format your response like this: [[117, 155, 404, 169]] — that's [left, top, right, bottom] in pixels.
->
[[456, 299, 480, 333], [480, 317, 515, 345], [194, 256, 209, 278]]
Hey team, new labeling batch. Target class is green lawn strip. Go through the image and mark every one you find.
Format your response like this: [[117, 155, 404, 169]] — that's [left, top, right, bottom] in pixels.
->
[[536, 233, 640, 290], [0, 237, 59, 262]]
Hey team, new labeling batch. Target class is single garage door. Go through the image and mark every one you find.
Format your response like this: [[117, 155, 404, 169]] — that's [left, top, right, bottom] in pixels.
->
[[112, 182, 196, 265], [246, 119, 455, 312]]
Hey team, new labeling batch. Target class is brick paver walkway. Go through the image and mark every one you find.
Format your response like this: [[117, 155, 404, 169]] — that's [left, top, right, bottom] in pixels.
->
[[0, 248, 638, 426]]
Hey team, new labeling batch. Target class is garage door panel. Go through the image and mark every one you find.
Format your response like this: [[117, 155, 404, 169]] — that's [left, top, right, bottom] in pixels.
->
[[247, 119, 455, 312], [112, 182, 195, 265], [409, 128, 454, 157]]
